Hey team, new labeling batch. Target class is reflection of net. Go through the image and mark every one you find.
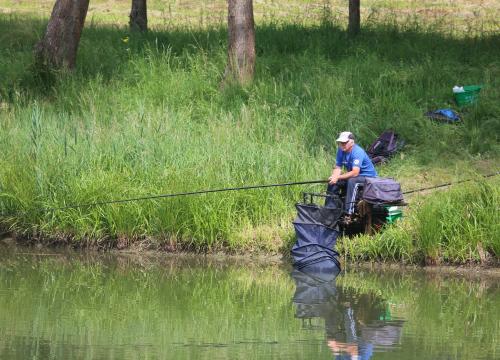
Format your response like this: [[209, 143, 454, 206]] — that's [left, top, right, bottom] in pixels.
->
[[291, 268, 340, 330]]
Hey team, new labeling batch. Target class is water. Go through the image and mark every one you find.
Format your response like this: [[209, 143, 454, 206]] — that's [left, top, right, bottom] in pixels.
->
[[0, 246, 498, 360]]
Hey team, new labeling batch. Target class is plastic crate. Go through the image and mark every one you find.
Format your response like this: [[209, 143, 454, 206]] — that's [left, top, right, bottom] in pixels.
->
[[385, 206, 403, 224]]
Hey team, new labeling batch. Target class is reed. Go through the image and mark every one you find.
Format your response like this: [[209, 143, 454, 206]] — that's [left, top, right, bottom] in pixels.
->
[[341, 179, 499, 264], [0, 7, 499, 262]]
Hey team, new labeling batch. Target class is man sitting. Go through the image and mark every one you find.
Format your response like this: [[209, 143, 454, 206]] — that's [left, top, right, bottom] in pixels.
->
[[327, 131, 378, 220]]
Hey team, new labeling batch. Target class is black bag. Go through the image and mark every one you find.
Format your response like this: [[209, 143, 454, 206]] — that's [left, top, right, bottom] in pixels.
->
[[362, 177, 404, 204], [366, 131, 405, 165]]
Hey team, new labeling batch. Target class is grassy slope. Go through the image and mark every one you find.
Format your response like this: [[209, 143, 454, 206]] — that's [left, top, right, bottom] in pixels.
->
[[0, 1, 499, 263]]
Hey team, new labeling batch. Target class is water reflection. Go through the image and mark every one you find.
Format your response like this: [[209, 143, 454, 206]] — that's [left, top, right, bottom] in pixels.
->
[[1, 246, 499, 360], [291, 269, 403, 360]]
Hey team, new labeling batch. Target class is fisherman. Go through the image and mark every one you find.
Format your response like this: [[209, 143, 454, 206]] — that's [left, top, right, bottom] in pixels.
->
[[327, 131, 377, 221]]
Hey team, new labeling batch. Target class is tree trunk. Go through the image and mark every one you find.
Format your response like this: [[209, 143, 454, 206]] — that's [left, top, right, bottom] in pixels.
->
[[223, 0, 255, 86], [34, 0, 90, 70], [348, 0, 360, 36], [130, 0, 147, 32]]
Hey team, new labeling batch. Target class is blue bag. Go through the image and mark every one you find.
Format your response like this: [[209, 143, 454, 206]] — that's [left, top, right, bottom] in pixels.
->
[[425, 108, 461, 123]]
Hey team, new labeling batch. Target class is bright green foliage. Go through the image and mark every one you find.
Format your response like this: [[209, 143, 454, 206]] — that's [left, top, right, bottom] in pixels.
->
[[0, 12, 499, 261], [338, 223, 415, 263], [414, 180, 499, 263], [341, 179, 499, 264]]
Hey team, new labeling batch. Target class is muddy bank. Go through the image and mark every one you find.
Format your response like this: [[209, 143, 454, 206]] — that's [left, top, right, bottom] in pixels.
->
[[2, 237, 499, 276]]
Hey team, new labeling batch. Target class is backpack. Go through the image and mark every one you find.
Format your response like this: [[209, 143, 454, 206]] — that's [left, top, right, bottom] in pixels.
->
[[366, 130, 404, 165]]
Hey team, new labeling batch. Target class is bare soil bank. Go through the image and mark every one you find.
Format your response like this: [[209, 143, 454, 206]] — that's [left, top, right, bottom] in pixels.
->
[[2, 237, 499, 277]]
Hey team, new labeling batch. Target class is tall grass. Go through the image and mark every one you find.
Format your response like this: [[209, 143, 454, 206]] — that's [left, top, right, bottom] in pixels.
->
[[340, 179, 500, 264], [414, 179, 499, 263], [0, 12, 499, 260]]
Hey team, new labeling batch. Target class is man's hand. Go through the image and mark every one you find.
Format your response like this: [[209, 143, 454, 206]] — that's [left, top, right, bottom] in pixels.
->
[[328, 174, 339, 185], [330, 167, 360, 184], [329, 167, 342, 185]]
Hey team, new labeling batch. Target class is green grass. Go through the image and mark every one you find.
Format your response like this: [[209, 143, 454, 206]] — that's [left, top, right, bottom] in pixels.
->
[[0, 6, 499, 263], [338, 178, 500, 264], [1, 0, 498, 34]]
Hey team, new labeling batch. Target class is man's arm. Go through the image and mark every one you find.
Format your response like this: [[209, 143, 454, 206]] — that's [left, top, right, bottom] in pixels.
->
[[329, 149, 345, 185], [338, 166, 360, 180], [329, 166, 360, 184], [328, 166, 342, 185]]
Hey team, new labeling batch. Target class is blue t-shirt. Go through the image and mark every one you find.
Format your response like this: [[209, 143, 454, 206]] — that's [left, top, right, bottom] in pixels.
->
[[336, 144, 377, 177]]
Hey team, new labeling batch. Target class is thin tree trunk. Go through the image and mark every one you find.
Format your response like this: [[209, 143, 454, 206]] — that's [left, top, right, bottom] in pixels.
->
[[34, 0, 90, 70], [130, 0, 147, 32], [223, 0, 255, 86], [348, 0, 360, 35]]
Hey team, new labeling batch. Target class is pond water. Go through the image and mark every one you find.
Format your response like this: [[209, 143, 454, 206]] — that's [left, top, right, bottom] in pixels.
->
[[0, 246, 498, 360]]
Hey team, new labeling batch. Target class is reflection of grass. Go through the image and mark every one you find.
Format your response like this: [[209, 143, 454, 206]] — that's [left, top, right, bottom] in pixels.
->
[[0, 256, 498, 359], [0, 257, 305, 359], [338, 269, 500, 359], [0, 4, 499, 261]]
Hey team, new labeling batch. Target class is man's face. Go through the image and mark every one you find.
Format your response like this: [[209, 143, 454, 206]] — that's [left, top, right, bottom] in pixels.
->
[[338, 139, 354, 152]]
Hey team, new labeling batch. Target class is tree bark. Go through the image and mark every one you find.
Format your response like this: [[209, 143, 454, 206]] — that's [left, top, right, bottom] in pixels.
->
[[223, 0, 255, 86], [34, 0, 90, 70], [130, 0, 148, 32], [348, 0, 360, 36]]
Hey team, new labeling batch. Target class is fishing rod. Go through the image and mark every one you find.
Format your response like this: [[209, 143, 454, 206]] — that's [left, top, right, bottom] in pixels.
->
[[402, 171, 499, 195], [4, 172, 499, 215], [35, 179, 329, 213]]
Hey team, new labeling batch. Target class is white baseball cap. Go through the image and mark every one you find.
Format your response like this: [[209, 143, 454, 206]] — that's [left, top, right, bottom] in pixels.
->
[[336, 131, 354, 142]]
